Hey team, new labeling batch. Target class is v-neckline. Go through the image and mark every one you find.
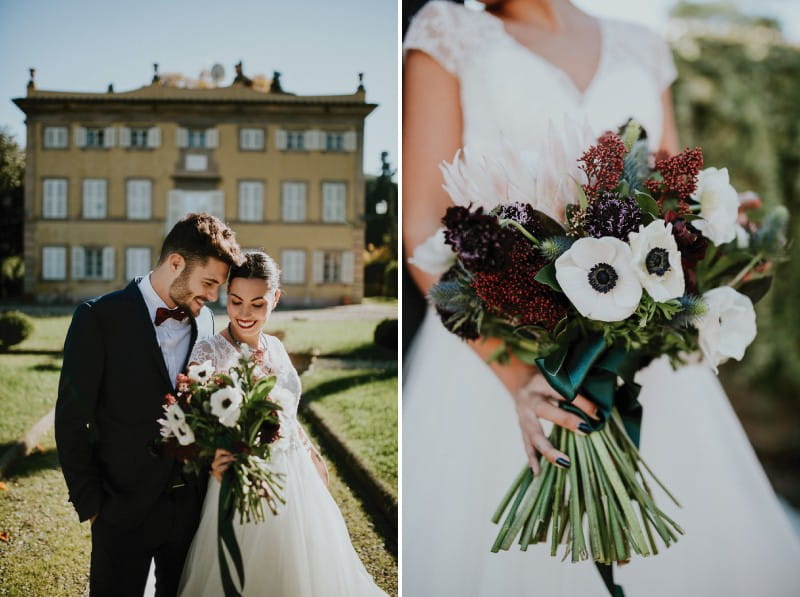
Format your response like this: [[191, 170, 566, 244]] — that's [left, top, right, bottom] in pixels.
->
[[481, 9, 607, 102]]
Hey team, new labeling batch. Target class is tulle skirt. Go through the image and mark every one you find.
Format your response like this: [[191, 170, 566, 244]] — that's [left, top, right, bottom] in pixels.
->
[[178, 440, 386, 597], [402, 310, 800, 596]]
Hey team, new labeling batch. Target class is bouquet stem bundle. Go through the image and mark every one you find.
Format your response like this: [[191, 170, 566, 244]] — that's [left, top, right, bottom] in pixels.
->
[[491, 410, 683, 564]]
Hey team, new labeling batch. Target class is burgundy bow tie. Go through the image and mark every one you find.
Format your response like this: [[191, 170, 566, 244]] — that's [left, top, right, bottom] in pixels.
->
[[155, 307, 187, 326]]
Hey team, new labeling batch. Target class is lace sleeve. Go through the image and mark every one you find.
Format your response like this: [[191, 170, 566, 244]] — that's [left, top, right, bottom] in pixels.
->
[[404, 1, 463, 76], [189, 338, 216, 368]]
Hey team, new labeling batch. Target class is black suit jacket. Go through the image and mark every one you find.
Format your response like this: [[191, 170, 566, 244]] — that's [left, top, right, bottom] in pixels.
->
[[55, 279, 214, 528]]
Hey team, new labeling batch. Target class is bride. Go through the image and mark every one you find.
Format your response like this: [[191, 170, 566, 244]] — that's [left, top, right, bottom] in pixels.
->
[[402, 1, 800, 595], [178, 251, 387, 596]]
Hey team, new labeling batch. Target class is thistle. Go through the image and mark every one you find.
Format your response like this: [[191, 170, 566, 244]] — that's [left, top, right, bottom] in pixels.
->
[[539, 236, 575, 261]]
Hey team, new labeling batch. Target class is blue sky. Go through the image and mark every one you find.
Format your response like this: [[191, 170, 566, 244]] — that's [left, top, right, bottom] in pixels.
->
[[0, 0, 398, 176]]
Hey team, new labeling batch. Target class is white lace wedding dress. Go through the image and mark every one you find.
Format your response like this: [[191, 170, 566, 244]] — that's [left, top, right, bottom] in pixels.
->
[[403, 3, 800, 596], [177, 333, 387, 597]]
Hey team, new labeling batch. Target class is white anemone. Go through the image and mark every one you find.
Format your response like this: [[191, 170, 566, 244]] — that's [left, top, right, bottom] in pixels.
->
[[160, 403, 195, 446], [692, 167, 739, 245], [209, 386, 244, 427], [408, 228, 455, 275], [187, 360, 214, 384], [174, 421, 196, 446], [555, 237, 643, 322], [628, 220, 685, 301], [696, 287, 757, 373]]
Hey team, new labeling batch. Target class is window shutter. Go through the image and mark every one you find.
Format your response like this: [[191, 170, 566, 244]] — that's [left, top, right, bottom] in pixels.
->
[[209, 190, 225, 220], [102, 247, 115, 281], [167, 190, 184, 231], [205, 128, 219, 148], [343, 131, 357, 152], [44, 127, 54, 148], [103, 127, 116, 148], [341, 251, 355, 283], [275, 129, 287, 150], [148, 126, 161, 148], [43, 180, 54, 218], [312, 251, 324, 284], [118, 127, 131, 147], [74, 126, 87, 148], [303, 130, 316, 151], [58, 127, 68, 148], [176, 127, 189, 148], [239, 129, 248, 150], [71, 246, 86, 280]]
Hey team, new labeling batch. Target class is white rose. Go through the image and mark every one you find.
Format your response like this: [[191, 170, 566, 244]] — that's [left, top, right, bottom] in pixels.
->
[[628, 220, 685, 301], [555, 237, 643, 322], [408, 228, 455, 275], [692, 167, 739, 245], [696, 286, 757, 373]]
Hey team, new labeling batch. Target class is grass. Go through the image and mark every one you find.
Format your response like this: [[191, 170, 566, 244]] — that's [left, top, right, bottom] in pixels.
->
[[301, 368, 398, 495]]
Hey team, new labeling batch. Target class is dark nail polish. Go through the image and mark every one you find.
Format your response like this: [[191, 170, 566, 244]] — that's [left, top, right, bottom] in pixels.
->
[[556, 457, 570, 469], [578, 422, 593, 434]]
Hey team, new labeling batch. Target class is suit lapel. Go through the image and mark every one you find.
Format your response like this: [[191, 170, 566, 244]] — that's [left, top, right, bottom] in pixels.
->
[[182, 316, 199, 375], [126, 279, 173, 389]]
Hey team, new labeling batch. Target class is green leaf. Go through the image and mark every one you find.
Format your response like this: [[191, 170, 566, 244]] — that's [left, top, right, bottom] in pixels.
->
[[534, 262, 563, 293], [633, 191, 661, 218], [737, 276, 773, 304], [250, 375, 277, 401], [531, 209, 568, 236]]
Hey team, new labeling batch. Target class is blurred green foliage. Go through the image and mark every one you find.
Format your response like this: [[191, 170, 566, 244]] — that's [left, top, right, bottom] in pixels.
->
[[670, 17, 800, 394]]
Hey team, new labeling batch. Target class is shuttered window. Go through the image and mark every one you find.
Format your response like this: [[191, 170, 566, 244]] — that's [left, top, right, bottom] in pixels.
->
[[238, 181, 264, 221], [43, 179, 68, 218], [126, 179, 152, 219], [322, 182, 346, 223], [281, 182, 307, 222]]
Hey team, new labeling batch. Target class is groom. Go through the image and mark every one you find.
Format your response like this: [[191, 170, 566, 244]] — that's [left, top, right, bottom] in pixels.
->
[[55, 213, 244, 596]]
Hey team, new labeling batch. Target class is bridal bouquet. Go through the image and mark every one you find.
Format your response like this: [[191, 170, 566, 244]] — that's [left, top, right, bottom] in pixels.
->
[[157, 346, 287, 597], [413, 120, 788, 590]]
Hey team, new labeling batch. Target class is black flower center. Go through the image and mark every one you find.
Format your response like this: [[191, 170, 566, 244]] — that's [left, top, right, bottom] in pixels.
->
[[645, 247, 671, 277], [587, 262, 618, 294], [221, 398, 231, 409]]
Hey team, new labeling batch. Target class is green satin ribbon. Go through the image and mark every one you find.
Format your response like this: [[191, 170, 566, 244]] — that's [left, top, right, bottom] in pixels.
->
[[218, 470, 246, 597], [535, 333, 648, 597]]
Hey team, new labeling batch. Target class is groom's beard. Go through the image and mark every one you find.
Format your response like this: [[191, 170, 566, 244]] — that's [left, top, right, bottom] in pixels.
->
[[169, 268, 203, 317]]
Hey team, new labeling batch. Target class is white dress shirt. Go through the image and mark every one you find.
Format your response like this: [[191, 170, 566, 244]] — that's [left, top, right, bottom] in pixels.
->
[[138, 273, 192, 387]]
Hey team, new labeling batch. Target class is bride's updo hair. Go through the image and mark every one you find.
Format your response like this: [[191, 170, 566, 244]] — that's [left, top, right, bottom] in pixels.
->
[[228, 250, 281, 294]]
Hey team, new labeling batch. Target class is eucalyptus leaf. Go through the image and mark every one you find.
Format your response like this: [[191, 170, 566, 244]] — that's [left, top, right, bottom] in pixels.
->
[[534, 262, 563, 293]]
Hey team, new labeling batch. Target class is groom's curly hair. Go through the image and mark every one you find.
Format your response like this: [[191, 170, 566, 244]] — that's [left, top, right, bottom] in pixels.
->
[[159, 213, 245, 268]]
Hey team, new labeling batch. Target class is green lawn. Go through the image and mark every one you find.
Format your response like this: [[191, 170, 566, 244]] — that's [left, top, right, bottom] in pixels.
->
[[301, 368, 398, 495]]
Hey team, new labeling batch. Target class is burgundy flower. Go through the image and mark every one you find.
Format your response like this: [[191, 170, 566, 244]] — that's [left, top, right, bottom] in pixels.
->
[[433, 266, 482, 341], [257, 415, 281, 445], [584, 193, 643, 241], [645, 147, 704, 200], [162, 439, 200, 462], [471, 239, 568, 331], [232, 440, 252, 455], [442, 206, 515, 272], [664, 211, 708, 293], [495, 203, 552, 238], [579, 132, 626, 199]]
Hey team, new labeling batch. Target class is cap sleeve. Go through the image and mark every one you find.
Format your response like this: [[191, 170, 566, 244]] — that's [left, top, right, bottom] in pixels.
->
[[655, 35, 678, 90], [404, 1, 463, 76]]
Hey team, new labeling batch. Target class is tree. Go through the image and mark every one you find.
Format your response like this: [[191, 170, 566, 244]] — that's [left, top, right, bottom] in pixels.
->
[[0, 128, 25, 298]]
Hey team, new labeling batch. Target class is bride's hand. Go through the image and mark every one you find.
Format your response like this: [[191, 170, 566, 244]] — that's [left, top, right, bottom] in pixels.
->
[[514, 373, 600, 475], [210, 448, 235, 482]]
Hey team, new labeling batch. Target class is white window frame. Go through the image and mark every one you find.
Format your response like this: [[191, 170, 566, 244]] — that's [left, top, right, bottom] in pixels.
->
[[126, 179, 152, 220], [125, 247, 152, 281], [281, 250, 306, 284], [325, 132, 345, 152], [238, 181, 264, 222], [239, 128, 265, 151], [85, 127, 105, 148], [84, 247, 104, 280], [322, 182, 347, 223], [286, 131, 305, 151], [130, 128, 149, 148], [42, 246, 67, 281], [187, 129, 206, 148], [42, 178, 68, 219], [82, 179, 107, 219], [281, 182, 307, 222], [43, 126, 68, 149]]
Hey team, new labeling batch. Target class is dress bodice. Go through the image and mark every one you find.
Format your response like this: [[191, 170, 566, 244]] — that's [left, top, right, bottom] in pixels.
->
[[404, 1, 677, 153], [190, 333, 305, 454]]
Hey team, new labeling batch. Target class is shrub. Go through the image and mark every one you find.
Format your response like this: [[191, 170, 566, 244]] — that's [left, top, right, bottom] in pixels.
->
[[383, 261, 398, 298], [0, 310, 33, 351], [373, 318, 398, 353]]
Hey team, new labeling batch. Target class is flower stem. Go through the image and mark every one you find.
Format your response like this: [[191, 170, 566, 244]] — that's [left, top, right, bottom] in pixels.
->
[[728, 251, 764, 289], [500, 219, 541, 246]]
